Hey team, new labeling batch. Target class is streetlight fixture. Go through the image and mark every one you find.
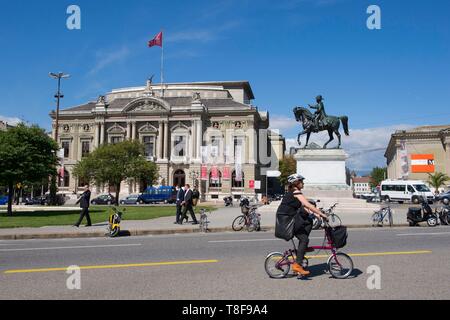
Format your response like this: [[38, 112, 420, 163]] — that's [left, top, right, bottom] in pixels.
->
[[49, 72, 70, 142]]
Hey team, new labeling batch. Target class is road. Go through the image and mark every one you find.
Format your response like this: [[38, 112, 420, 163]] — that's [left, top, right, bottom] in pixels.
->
[[0, 226, 449, 300]]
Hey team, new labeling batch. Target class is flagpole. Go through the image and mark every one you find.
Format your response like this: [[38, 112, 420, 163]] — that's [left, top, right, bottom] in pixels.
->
[[161, 29, 164, 97]]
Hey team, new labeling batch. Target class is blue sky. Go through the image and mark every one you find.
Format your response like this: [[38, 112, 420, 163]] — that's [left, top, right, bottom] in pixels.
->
[[1, 0, 449, 172]]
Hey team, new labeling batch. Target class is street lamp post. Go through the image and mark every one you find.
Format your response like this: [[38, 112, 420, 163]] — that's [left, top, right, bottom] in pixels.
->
[[49, 72, 70, 205], [49, 72, 70, 142]]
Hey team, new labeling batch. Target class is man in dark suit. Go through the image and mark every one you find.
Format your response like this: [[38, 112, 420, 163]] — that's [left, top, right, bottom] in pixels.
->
[[175, 184, 185, 224], [182, 184, 198, 224], [74, 185, 92, 227]]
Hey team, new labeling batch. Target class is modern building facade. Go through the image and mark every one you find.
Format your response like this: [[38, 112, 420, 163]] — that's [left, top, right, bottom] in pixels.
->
[[50, 80, 285, 200], [385, 125, 450, 184]]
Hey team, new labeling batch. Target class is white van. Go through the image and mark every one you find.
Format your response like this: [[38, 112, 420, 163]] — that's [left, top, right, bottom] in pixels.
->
[[380, 180, 434, 204]]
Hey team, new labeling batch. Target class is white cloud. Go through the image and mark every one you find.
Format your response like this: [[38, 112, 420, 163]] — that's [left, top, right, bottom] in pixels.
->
[[0, 115, 21, 125], [285, 124, 415, 171], [269, 115, 298, 131], [88, 46, 130, 76]]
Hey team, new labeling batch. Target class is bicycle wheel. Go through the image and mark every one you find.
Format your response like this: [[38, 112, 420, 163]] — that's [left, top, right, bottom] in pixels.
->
[[327, 252, 353, 279], [388, 210, 393, 227], [232, 215, 246, 231], [328, 214, 342, 228], [264, 252, 290, 278], [371, 212, 380, 226]]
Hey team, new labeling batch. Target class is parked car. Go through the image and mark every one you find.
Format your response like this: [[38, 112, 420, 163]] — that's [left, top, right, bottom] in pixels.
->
[[120, 194, 140, 205], [435, 191, 450, 205], [91, 194, 116, 205], [138, 186, 177, 204], [24, 196, 46, 206], [0, 195, 9, 205]]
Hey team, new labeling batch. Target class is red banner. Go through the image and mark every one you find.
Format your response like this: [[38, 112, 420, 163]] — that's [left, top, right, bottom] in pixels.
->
[[211, 166, 219, 181], [223, 166, 231, 180], [201, 165, 208, 181], [249, 180, 255, 189]]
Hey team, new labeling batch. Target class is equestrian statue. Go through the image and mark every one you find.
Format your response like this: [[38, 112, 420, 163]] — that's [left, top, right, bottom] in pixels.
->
[[293, 95, 349, 149]]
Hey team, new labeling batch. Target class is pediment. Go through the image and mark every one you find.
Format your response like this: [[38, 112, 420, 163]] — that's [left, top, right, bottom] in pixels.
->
[[123, 97, 170, 114], [139, 122, 158, 133], [107, 123, 126, 134]]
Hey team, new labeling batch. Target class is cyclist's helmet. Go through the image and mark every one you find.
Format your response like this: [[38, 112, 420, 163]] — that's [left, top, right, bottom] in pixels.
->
[[287, 173, 305, 184]]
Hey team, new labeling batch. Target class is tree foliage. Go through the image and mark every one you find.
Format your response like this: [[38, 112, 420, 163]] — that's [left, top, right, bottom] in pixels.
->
[[427, 172, 450, 194], [370, 166, 387, 188], [73, 140, 158, 205], [0, 124, 59, 216], [279, 155, 297, 187]]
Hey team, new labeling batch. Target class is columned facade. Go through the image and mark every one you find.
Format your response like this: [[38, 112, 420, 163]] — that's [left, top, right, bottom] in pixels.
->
[[50, 80, 285, 200]]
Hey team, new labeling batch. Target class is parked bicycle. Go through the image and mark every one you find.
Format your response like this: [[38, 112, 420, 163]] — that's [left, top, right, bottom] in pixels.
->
[[265, 220, 353, 279], [371, 206, 393, 227], [312, 202, 342, 229], [232, 200, 261, 232], [199, 208, 212, 232]]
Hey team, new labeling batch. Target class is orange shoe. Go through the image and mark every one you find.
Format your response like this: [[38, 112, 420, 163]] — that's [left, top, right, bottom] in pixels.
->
[[292, 263, 310, 276]]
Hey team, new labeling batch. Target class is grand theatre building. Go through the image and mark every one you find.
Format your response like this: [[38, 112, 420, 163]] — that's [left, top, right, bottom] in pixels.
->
[[50, 80, 285, 200]]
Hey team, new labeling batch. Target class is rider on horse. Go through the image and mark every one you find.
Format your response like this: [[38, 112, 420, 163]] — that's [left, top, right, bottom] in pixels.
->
[[309, 95, 327, 132]]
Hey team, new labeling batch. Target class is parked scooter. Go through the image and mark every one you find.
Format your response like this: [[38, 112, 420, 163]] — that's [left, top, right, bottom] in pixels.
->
[[107, 206, 125, 237], [436, 205, 450, 225], [407, 198, 438, 227], [223, 196, 233, 207]]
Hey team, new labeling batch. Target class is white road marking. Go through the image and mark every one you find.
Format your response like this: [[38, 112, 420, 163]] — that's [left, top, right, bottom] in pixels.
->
[[208, 237, 323, 243], [396, 232, 450, 237], [0, 243, 142, 252]]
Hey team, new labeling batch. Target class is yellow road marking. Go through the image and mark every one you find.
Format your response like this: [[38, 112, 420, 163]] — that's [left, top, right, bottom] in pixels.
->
[[4, 259, 219, 274]]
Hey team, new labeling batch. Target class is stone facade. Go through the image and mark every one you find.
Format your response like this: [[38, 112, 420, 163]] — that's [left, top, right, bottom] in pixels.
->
[[385, 125, 450, 182], [50, 80, 285, 200]]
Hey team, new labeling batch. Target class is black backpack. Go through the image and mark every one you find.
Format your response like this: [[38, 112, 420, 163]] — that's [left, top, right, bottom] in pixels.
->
[[275, 212, 296, 241], [329, 226, 348, 249]]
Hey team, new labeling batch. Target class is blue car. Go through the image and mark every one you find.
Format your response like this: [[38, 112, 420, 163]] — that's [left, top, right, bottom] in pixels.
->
[[138, 186, 177, 204], [0, 195, 9, 205]]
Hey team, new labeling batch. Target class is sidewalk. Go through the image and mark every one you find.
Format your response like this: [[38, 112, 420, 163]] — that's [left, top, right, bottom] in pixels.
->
[[0, 202, 410, 240]]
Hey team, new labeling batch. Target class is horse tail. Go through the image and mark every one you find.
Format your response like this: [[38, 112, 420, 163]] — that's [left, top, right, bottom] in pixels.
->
[[340, 116, 349, 136]]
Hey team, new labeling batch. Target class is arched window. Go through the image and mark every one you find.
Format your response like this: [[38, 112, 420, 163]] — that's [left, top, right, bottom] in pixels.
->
[[209, 171, 222, 188], [58, 169, 70, 188], [232, 171, 245, 188]]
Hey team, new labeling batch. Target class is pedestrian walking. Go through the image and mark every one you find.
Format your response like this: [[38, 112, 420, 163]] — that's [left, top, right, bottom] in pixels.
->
[[182, 184, 198, 224], [192, 186, 200, 207], [175, 184, 185, 224], [74, 185, 92, 227]]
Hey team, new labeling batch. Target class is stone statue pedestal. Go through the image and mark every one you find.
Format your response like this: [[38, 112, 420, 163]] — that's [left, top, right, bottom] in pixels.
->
[[294, 146, 350, 192]]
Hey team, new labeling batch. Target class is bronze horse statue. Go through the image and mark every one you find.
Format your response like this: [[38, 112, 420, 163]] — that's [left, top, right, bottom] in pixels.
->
[[293, 106, 349, 149]]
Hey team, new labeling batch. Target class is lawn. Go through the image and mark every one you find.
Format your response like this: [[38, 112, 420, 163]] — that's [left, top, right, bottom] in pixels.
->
[[0, 205, 217, 229]]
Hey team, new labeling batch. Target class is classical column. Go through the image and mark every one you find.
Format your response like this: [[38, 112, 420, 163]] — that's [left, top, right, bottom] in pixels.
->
[[127, 122, 132, 140], [197, 119, 203, 160], [157, 121, 164, 160], [131, 122, 137, 140], [248, 126, 256, 164], [163, 121, 169, 160], [94, 123, 100, 148], [100, 123, 105, 145]]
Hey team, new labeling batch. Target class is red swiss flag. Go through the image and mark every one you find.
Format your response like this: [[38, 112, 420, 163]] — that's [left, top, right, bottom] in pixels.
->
[[148, 32, 163, 47]]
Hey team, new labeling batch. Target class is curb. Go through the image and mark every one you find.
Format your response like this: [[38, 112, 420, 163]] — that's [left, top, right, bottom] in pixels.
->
[[0, 224, 411, 240]]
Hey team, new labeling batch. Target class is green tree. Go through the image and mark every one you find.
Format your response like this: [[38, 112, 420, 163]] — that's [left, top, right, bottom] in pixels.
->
[[370, 167, 387, 188], [427, 172, 450, 194], [73, 140, 158, 205], [0, 124, 59, 216], [279, 155, 297, 187]]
